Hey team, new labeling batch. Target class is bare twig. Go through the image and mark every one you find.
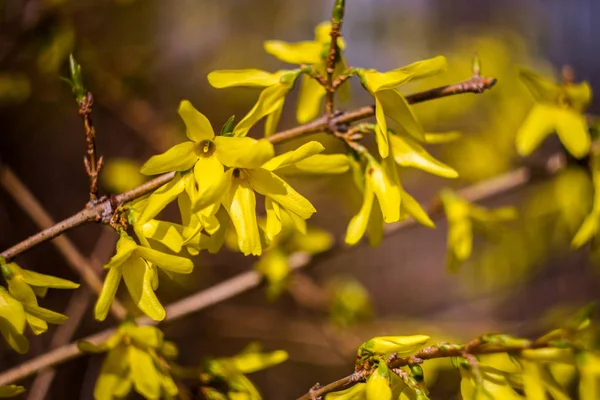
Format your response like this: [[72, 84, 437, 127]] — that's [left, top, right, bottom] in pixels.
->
[[0, 74, 495, 262], [26, 228, 116, 400], [78, 91, 103, 201], [0, 165, 532, 386], [0, 164, 127, 320], [324, 0, 345, 115]]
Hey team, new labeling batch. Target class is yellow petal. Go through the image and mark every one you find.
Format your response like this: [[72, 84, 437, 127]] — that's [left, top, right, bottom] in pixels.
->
[[265, 198, 282, 241], [369, 159, 401, 223], [521, 360, 548, 400], [0, 385, 25, 397], [424, 131, 462, 144], [94, 346, 130, 400], [345, 177, 375, 245], [377, 89, 424, 141], [254, 249, 290, 300], [178, 100, 215, 142], [390, 134, 458, 178], [364, 335, 430, 356], [289, 225, 334, 254], [263, 40, 322, 64], [261, 141, 325, 171], [214, 137, 275, 169], [128, 346, 161, 399], [193, 155, 227, 210], [265, 97, 284, 137], [227, 349, 289, 374], [519, 68, 562, 103], [400, 189, 435, 228], [223, 175, 262, 256], [0, 287, 28, 353], [233, 83, 292, 137], [555, 108, 590, 159], [122, 257, 165, 321], [314, 21, 333, 44], [249, 168, 316, 219], [26, 313, 48, 335], [374, 96, 389, 158], [121, 325, 164, 349], [366, 363, 392, 400], [297, 73, 327, 123], [139, 142, 197, 175], [16, 265, 79, 289], [367, 196, 385, 247], [138, 220, 185, 253], [374, 55, 447, 91], [207, 69, 281, 88], [94, 266, 123, 321], [516, 104, 556, 156], [23, 303, 68, 325], [565, 82, 592, 112], [7, 274, 37, 304], [136, 247, 194, 274], [137, 174, 186, 224], [282, 154, 350, 174], [572, 212, 600, 248]]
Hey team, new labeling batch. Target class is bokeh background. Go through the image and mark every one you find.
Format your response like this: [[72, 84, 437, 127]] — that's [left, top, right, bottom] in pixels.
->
[[1, 0, 600, 398]]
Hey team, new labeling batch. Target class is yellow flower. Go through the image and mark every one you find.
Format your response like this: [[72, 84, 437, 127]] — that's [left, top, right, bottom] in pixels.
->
[[366, 363, 392, 400], [440, 188, 517, 272], [139, 100, 275, 222], [94, 233, 194, 322], [516, 68, 592, 158], [1, 262, 78, 338], [356, 56, 447, 158], [264, 21, 350, 123], [78, 322, 178, 400], [573, 153, 600, 248], [0, 286, 29, 354], [222, 141, 326, 256], [389, 132, 458, 178], [359, 335, 430, 358], [207, 69, 301, 137]]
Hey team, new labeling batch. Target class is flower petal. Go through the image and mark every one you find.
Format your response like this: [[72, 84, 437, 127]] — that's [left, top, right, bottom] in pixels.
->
[[207, 69, 282, 88], [94, 266, 123, 321], [249, 168, 316, 219], [516, 104, 556, 156], [400, 189, 435, 228], [297, 74, 327, 123], [263, 40, 322, 64], [94, 345, 130, 400], [345, 177, 375, 245], [390, 134, 458, 178], [519, 68, 562, 103], [129, 346, 161, 399], [369, 159, 401, 223], [555, 108, 590, 159], [377, 89, 424, 141], [265, 198, 282, 241], [214, 136, 275, 169], [139, 142, 197, 176], [138, 220, 185, 253], [261, 141, 325, 171], [374, 96, 389, 158], [233, 83, 292, 137], [281, 154, 350, 174], [136, 247, 194, 274], [14, 264, 79, 289], [223, 175, 262, 256], [122, 257, 165, 321], [375, 55, 447, 90], [137, 174, 187, 224], [193, 155, 227, 210], [265, 98, 284, 137], [178, 100, 215, 142]]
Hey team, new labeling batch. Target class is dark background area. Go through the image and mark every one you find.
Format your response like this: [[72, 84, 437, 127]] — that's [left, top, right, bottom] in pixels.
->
[[1, 1, 600, 398]]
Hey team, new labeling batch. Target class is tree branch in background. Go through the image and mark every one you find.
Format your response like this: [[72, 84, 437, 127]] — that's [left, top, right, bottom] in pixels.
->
[[0, 163, 535, 386]]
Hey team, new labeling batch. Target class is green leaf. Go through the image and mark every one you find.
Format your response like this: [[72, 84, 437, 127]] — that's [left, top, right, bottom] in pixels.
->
[[221, 115, 236, 136]]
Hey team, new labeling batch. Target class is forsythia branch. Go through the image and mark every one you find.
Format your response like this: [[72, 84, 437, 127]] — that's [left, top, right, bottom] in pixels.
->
[[0, 74, 496, 262]]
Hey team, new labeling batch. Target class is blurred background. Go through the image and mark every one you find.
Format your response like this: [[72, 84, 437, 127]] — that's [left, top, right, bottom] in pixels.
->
[[1, 0, 600, 398]]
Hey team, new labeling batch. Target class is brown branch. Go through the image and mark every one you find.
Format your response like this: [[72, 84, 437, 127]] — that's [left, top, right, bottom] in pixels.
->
[[0, 164, 532, 386], [324, 0, 345, 115], [0, 164, 127, 320], [78, 91, 103, 202], [297, 338, 554, 400], [26, 228, 115, 400], [0, 74, 494, 263]]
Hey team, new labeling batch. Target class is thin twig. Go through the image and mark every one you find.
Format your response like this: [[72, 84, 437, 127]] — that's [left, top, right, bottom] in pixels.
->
[[78, 91, 103, 202], [0, 164, 127, 320], [324, 1, 345, 115], [0, 165, 532, 386], [26, 228, 115, 400], [0, 74, 495, 262]]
